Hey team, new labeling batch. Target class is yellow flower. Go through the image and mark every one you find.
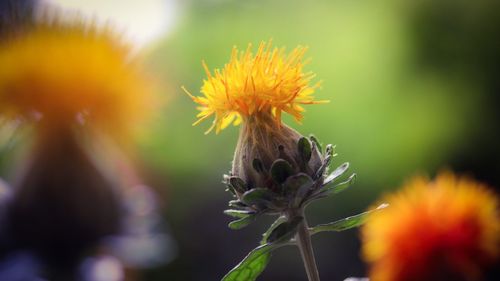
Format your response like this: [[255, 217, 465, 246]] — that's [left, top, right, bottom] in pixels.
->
[[362, 172, 500, 281], [185, 40, 324, 134], [0, 18, 157, 140]]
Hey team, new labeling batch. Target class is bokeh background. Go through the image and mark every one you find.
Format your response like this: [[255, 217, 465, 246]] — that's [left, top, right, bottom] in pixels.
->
[[2, 0, 500, 280]]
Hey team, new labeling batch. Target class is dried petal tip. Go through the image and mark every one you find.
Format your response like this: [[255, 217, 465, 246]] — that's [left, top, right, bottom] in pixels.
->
[[187, 40, 325, 134]]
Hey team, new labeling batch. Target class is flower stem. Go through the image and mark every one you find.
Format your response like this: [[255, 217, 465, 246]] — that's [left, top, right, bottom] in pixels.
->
[[293, 209, 321, 281]]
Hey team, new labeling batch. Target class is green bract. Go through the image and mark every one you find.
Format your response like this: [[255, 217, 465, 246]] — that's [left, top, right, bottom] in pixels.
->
[[221, 136, 384, 281]]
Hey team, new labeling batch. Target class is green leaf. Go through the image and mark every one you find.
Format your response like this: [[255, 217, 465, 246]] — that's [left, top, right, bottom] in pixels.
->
[[270, 159, 293, 183], [309, 203, 388, 235], [228, 200, 248, 210], [322, 173, 356, 195], [261, 216, 287, 244], [223, 175, 236, 195], [222, 244, 274, 281], [324, 144, 334, 158], [241, 188, 276, 208], [228, 214, 258, 230], [298, 137, 312, 163], [304, 173, 357, 206], [229, 177, 247, 194], [224, 209, 255, 218], [266, 216, 303, 243], [309, 135, 322, 154], [222, 240, 293, 281], [224, 215, 299, 281], [323, 162, 349, 186], [315, 144, 335, 178]]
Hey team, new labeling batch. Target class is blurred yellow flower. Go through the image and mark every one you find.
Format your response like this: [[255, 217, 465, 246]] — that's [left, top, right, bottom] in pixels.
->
[[362, 172, 500, 281], [0, 19, 157, 139], [185, 40, 324, 134]]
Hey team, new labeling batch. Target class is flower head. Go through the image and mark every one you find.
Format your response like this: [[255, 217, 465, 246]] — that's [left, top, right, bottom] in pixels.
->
[[186, 40, 323, 134], [0, 18, 157, 139], [362, 172, 500, 281]]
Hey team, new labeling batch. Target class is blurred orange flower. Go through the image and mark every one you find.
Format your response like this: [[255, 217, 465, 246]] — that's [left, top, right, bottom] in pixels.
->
[[0, 18, 158, 140], [362, 172, 500, 281]]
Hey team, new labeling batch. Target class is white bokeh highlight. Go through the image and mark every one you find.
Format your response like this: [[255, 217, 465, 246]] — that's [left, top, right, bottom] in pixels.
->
[[40, 0, 179, 48]]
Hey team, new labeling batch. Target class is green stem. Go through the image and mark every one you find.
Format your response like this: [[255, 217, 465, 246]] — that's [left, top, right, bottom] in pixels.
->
[[291, 209, 321, 281]]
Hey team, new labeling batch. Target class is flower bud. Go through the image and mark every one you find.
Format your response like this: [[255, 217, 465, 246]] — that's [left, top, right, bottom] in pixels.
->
[[232, 111, 322, 193], [187, 41, 333, 212]]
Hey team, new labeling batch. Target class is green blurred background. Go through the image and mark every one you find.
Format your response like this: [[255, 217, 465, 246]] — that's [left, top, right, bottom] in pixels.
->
[[6, 0, 500, 280], [141, 0, 500, 280]]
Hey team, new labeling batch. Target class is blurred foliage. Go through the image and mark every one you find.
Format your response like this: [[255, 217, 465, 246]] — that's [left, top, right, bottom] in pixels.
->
[[1, 0, 498, 280], [139, 1, 499, 279], [142, 0, 485, 210]]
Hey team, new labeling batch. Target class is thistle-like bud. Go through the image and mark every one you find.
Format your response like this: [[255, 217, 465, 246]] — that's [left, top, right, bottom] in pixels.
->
[[188, 41, 362, 281], [231, 111, 322, 193], [226, 125, 341, 216], [186, 41, 355, 218]]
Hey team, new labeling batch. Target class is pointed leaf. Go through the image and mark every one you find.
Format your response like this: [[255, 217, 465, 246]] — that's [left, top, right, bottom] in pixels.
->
[[305, 174, 357, 206], [261, 216, 287, 244], [229, 177, 247, 194], [270, 159, 293, 183], [298, 137, 312, 163], [223, 175, 236, 195], [222, 244, 275, 281], [241, 188, 277, 209], [309, 135, 322, 154], [323, 173, 356, 195], [324, 144, 334, 158], [228, 214, 258, 230], [323, 162, 349, 186], [266, 216, 303, 243], [309, 203, 388, 235], [222, 240, 293, 281], [228, 200, 248, 210], [315, 144, 334, 178], [225, 187, 236, 195], [224, 209, 255, 218]]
